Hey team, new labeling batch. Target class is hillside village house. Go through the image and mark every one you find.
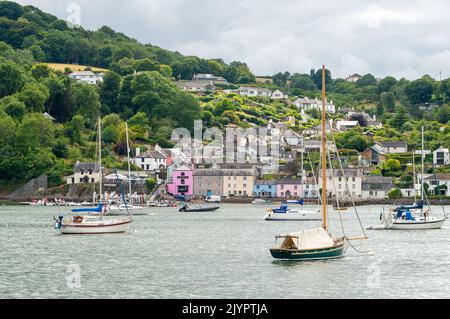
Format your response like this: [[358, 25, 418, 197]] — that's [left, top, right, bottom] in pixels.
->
[[421, 173, 450, 196], [433, 147, 450, 166], [318, 168, 363, 199], [271, 89, 288, 100], [303, 140, 337, 153], [336, 120, 359, 131], [66, 162, 101, 185], [345, 73, 362, 83], [237, 86, 272, 98], [132, 148, 166, 172], [361, 141, 408, 165], [361, 176, 393, 199], [192, 73, 228, 84], [174, 81, 215, 92], [293, 97, 336, 114], [68, 71, 104, 84], [375, 141, 408, 154], [276, 176, 304, 198], [167, 165, 193, 196], [253, 180, 277, 198]]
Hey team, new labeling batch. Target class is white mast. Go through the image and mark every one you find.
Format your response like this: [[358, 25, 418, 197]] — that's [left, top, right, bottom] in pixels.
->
[[98, 117, 103, 202], [126, 122, 132, 197], [421, 126, 424, 203]]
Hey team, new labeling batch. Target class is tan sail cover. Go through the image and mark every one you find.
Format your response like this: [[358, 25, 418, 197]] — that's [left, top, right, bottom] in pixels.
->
[[278, 227, 335, 250]]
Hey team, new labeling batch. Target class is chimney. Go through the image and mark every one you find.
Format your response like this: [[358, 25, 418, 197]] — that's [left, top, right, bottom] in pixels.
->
[[136, 147, 141, 157]]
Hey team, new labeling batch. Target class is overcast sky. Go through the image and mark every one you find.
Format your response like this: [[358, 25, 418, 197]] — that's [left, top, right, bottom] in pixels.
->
[[15, 0, 450, 79]]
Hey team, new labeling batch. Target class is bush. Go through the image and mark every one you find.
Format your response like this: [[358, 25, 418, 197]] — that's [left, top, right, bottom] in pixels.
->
[[146, 178, 157, 192], [388, 188, 403, 199]]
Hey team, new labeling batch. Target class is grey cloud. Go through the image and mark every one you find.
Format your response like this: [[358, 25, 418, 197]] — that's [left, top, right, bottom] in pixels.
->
[[14, 0, 450, 79]]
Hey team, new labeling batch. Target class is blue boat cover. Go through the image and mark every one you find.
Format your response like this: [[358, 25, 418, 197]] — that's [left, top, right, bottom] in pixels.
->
[[71, 203, 103, 213], [272, 204, 289, 214], [394, 200, 424, 212], [284, 199, 304, 205]]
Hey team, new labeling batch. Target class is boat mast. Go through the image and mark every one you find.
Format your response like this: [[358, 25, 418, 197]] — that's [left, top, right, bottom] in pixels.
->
[[126, 122, 132, 197], [412, 148, 417, 202], [98, 117, 102, 202], [321, 65, 328, 231], [421, 126, 425, 216]]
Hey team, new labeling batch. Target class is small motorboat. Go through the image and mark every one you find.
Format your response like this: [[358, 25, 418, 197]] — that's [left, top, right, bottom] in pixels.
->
[[264, 203, 321, 221], [179, 204, 220, 212]]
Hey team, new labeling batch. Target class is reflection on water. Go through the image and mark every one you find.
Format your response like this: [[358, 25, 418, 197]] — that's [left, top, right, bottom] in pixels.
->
[[0, 204, 449, 298]]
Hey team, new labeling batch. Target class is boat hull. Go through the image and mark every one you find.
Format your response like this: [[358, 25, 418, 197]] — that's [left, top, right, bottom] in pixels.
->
[[179, 206, 220, 212], [270, 242, 345, 260], [60, 219, 132, 234], [388, 218, 445, 230]]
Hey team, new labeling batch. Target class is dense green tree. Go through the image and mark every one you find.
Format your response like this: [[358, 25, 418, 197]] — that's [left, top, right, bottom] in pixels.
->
[[0, 58, 25, 97], [2, 96, 26, 120], [310, 68, 331, 90], [0, 1, 24, 20], [16, 113, 55, 150], [290, 73, 317, 91], [17, 82, 50, 112], [356, 74, 377, 87], [70, 82, 101, 127], [405, 79, 433, 104], [272, 71, 291, 87], [99, 71, 121, 114], [377, 76, 397, 93]]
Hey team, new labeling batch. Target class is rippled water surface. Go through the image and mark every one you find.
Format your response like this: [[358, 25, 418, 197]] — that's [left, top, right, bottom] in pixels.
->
[[0, 204, 449, 298]]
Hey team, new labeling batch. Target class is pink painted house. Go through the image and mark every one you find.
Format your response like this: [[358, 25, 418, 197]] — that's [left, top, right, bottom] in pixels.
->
[[167, 165, 194, 196], [276, 176, 304, 198]]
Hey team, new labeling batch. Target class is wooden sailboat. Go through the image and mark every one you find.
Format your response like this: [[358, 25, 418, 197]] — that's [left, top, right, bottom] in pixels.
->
[[55, 118, 133, 234], [270, 66, 347, 260]]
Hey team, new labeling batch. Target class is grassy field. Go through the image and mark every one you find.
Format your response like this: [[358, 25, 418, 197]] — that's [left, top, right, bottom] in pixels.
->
[[44, 63, 108, 73]]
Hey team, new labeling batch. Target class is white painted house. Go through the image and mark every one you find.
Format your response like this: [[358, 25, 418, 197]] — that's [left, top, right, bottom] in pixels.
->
[[433, 147, 450, 166], [293, 97, 336, 114], [237, 86, 272, 98], [132, 148, 167, 172], [336, 120, 359, 131], [318, 168, 363, 199], [68, 71, 104, 84], [66, 162, 101, 185], [271, 89, 287, 100], [375, 141, 408, 154], [361, 176, 393, 199]]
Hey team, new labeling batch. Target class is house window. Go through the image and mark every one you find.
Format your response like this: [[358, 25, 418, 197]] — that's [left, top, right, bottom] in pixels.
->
[[91, 178, 94, 183], [146, 165, 149, 170], [141, 158, 144, 163]]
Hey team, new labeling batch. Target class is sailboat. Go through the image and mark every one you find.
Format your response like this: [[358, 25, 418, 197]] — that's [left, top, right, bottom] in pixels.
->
[[107, 122, 146, 215], [270, 66, 366, 260], [54, 118, 133, 234], [377, 127, 446, 230]]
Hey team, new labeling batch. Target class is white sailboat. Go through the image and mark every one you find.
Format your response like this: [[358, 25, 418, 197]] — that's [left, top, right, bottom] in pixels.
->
[[264, 201, 321, 221], [54, 118, 133, 234], [107, 122, 146, 215], [376, 127, 446, 230]]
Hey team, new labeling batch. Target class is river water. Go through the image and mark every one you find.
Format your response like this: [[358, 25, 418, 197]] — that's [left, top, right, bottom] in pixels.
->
[[0, 204, 449, 299]]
